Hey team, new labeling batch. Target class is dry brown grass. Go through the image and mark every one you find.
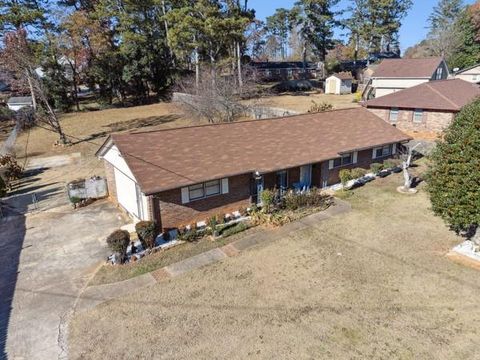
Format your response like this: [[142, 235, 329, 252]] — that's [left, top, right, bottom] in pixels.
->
[[245, 92, 358, 113], [69, 173, 479, 360], [14, 102, 188, 159], [11, 103, 193, 180]]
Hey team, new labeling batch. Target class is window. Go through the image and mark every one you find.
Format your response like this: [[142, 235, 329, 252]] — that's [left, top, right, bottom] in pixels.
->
[[205, 180, 221, 196], [436, 67, 443, 79], [333, 152, 353, 168], [413, 109, 424, 123], [373, 145, 393, 159], [188, 183, 205, 201], [183, 179, 227, 204], [389, 108, 399, 123]]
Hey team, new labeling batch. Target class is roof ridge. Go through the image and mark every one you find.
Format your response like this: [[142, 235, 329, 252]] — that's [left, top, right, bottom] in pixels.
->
[[425, 82, 460, 109], [125, 106, 363, 136]]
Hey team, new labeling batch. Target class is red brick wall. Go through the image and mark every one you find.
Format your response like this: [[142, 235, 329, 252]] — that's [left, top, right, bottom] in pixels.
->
[[325, 147, 396, 185], [367, 107, 455, 135], [155, 174, 252, 230]]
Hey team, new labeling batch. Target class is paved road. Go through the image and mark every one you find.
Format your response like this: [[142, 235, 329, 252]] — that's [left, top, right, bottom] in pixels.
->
[[0, 201, 126, 360]]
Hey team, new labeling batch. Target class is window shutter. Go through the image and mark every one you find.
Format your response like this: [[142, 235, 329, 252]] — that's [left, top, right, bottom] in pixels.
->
[[372, 148, 377, 159], [353, 151, 358, 164], [392, 143, 397, 155], [221, 178, 229, 194], [328, 160, 334, 170], [181, 187, 189, 204]]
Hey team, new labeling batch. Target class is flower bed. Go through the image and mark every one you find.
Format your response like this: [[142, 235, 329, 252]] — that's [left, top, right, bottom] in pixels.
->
[[331, 159, 403, 192]]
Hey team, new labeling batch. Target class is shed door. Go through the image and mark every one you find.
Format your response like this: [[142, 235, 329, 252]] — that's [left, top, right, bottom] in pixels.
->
[[328, 79, 336, 93]]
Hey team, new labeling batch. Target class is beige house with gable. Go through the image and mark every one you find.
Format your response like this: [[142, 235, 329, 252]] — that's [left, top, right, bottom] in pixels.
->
[[363, 57, 449, 100], [454, 64, 480, 83]]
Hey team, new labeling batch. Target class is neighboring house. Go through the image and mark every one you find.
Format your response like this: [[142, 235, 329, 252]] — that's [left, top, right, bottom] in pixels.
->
[[364, 57, 449, 100], [325, 72, 353, 95], [7, 96, 33, 111], [249, 61, 320, 82], [97, 108, 410, 230], [454, 64, 480, 83], [364, 79, 480, 135]]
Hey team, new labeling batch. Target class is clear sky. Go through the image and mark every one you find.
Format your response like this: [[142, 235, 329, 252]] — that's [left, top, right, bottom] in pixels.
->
[[249, 0, 476, 52]]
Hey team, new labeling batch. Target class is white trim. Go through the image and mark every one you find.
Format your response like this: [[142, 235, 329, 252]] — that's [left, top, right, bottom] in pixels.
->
[[353, 151, 358, 164], [221, 178, 229, 194], [372, 148, 377, 159], [329, 160, 334, 170], [392, 144, 397, 155], [181, 187, 189, 204]]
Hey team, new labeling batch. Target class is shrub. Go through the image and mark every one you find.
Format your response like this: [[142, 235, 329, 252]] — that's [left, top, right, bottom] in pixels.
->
[[308, 100, 333, 113], [427, 98, 480, 235], [383, 159, 397, 169], [339, 169, 353, 185], [178, 229, 202, 242], [135, 221, 158, 249], [207, 215, 217, 230], [260, 189, 276, 213], [283, 188, 331, 211], [221, 222, 250, 237], [370, 163, 383, 174], [0, 154, 23, 183], [106, 230, 130, 262], [350, 168, 367, 179], [353, 91, 362, 103]]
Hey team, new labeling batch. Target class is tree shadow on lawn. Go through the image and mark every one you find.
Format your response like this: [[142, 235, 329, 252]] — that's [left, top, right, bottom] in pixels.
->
[[70, 114, 182, 145]]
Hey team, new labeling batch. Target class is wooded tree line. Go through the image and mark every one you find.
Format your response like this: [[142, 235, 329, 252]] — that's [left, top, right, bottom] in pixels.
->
[[0, 0, 419, 113], [405, 0, 480, 70]]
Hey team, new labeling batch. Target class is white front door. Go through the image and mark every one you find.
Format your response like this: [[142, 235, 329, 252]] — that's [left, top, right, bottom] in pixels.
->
[[300, 165, 312, 188]]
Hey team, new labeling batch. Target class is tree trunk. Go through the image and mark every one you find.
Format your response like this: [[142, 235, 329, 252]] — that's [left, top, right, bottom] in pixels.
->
[[194, 38, 200, 92], [402, 162, 411, 189], [26, 70, 37, 111], [237, 41, 243, 89], [43, 97, 68, 144], [302, 42, 307, 80], [354, 33, 359, 65]]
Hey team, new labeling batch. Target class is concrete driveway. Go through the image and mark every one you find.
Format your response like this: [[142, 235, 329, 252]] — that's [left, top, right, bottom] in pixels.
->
[[0, 201, 126, 360]]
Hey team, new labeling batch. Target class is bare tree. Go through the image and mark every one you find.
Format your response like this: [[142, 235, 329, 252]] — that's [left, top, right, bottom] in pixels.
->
[[173, 68, 260, 123], [399, 143, 420, 191], [1, 29, 69, 144]]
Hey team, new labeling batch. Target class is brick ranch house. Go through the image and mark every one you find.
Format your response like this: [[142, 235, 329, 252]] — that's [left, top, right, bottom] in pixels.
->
[[364, 79, 480, 137], [96, 108, 411, 230]]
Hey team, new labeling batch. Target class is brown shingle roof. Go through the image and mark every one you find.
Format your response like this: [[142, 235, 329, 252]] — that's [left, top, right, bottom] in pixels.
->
[[331, 71, 353, 80], [102, 108, 411, 195], [373, 57, 444, 78], [365, 79, 480, 111]]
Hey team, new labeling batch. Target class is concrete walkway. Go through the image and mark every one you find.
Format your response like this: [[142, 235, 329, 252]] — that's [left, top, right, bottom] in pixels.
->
[[74, 199, 351, 314]]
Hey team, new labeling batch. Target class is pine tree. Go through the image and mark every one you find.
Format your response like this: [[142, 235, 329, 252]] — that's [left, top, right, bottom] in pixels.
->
[[427, 0, 464, 57], [427, 99, 480, 243], [294, 0, 339, 63], [345, 0, 412, 60]]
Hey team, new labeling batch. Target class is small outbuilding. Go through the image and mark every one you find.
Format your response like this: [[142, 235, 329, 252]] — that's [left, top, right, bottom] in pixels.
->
[[325, 72, 353, 95], [7, 96, 33, 111]]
